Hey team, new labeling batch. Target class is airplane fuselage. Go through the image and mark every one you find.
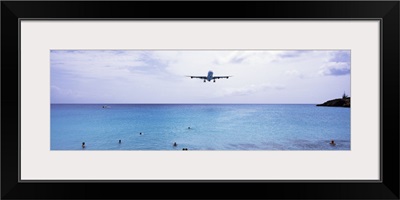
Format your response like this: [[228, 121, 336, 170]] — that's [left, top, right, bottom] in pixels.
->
[[207, 71, 214, 81]]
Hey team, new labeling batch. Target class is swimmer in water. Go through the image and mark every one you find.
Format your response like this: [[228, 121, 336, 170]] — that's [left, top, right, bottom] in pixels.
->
[[329, 140, 336, 146], [173, 142, 177, 147], [82, 142, 85, 148]]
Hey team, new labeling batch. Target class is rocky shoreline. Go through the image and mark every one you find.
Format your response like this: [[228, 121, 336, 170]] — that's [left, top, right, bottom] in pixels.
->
[[316, 97, 350, 107]]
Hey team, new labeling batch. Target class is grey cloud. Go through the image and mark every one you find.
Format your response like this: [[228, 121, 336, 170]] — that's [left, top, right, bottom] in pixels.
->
[[329, 51, 350, 63], [319, 62, 350, 76], [278, 50, 307, 58], [326, 67, 350, 76], [319, 51, 351, 76], [230, 56, 246, 64], [214, 51, 257, 65]]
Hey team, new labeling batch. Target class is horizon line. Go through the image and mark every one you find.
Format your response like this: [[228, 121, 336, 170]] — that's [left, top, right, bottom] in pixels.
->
[[50, 103, 321, 105]]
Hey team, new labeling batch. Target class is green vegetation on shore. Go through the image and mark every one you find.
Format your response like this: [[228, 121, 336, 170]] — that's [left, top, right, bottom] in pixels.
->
[[317, 92, 350, 107]]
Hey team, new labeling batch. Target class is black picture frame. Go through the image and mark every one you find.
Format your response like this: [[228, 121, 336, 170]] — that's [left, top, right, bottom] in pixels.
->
[[2, 1, 399, 199]]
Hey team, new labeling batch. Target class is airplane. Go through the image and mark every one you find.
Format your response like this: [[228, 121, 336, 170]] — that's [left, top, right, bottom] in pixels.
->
[[187, 71, 232, 83]]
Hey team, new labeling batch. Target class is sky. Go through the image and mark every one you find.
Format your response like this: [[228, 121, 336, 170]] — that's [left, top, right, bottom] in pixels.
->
[[50, 50, 350, 104]]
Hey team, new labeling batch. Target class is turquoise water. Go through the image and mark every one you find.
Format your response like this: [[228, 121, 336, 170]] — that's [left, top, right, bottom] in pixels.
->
[[51, 104, 350, 150]]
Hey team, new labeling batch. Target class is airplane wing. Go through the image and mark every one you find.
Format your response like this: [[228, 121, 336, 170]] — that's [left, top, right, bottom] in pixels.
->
[[187, 76, 207, 79], [212, 76, 232, 79]]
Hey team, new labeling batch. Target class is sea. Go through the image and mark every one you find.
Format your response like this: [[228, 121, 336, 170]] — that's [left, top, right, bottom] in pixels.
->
[[51, 104, 350, 150]]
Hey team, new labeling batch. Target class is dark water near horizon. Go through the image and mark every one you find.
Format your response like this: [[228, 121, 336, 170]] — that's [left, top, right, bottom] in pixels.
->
[[51, 104, 350, 150]]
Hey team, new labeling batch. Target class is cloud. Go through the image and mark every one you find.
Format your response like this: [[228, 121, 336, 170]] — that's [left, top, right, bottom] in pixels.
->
[[51, 50, 169, 80], [51, 85, 83, 102], [214, 51, 280, 65], [51, 85, 62, 93], [277, 50, 307, 58], [329, 51, 350, 63], [318, 62, 350, 76], [284, 69, 304, 78], [318, 51, 351, 76], [214, 51, 255, 65], [214, 50, 311, 66], [224, 83, 285, 96]]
